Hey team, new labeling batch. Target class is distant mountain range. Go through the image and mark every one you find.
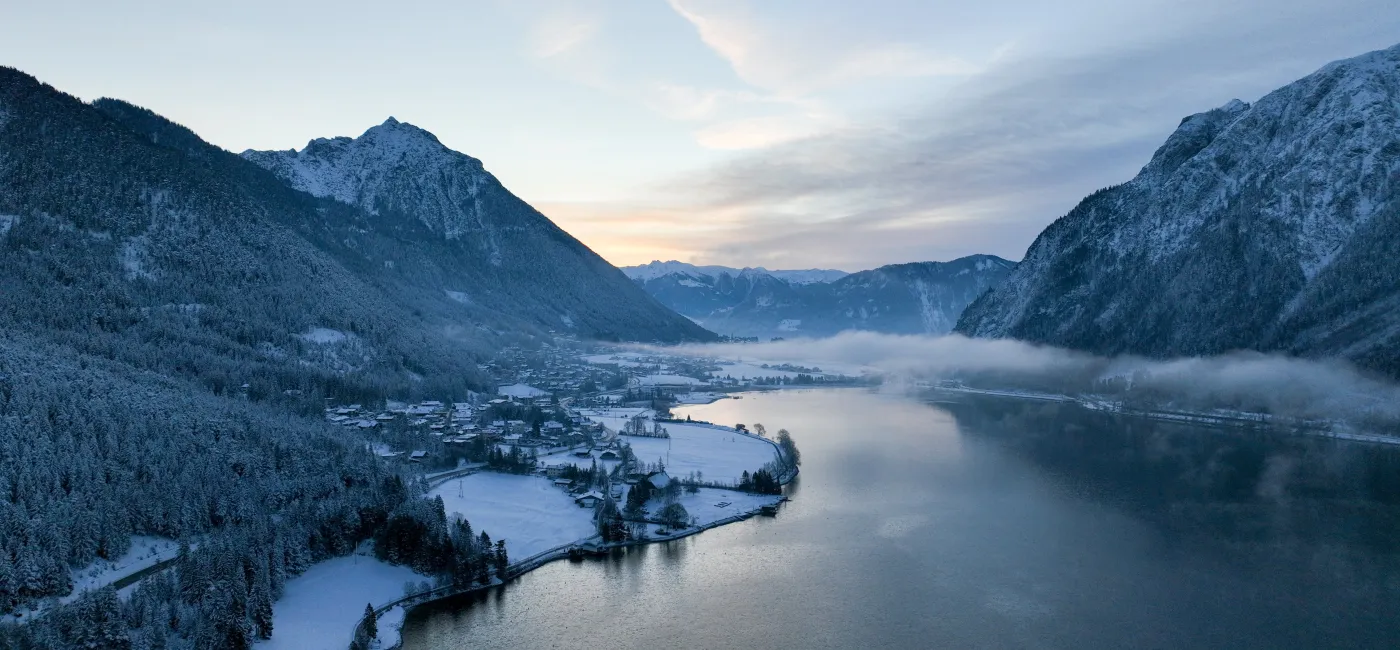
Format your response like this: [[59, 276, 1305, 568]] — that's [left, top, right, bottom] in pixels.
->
[[957, 43, 1400, 378], [624, 256, 1014, 338], [624, 260, 850, 285], [0, 69, 711, 405]]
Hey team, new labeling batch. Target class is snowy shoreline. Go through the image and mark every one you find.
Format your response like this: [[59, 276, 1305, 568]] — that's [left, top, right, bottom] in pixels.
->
[[366, 415, 798, 648], [310, 404, 801, 649], [374, 483, 794, 650]]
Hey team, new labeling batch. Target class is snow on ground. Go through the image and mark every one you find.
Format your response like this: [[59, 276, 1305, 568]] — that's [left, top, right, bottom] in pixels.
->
[[430, 473, 598, 559], [298, 327, 349, 344], [497, 383, 548, 398], [674, 392, 726, 405], [582, 353, 646, 367], [635, 374, 705, 387], [661, 488, 782, 527], [710, 362, 804, 380], [581, 407, 650, 433], [8, 536, 187, 621], [622, 422, 779, 484], [568, 410, 780, 485], [260, 553, 423, 650], [66, 536, 181, 603], [374, 605, 407, 649]]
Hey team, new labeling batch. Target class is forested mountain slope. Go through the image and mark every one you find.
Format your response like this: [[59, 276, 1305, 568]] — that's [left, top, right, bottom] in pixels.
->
[[1, 77, 488, 404], [0, 333, 407, 647], [0, 68, 708, 408], [956, 44, 1400, 378], [629, 256, 1014, 338]]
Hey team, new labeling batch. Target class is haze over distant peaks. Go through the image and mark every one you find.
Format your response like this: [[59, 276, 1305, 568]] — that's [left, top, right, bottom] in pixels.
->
[[627, 255, 1014, 338]]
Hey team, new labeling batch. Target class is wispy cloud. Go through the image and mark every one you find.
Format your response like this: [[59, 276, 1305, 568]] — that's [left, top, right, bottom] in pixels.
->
[[666, 0, 982, 96], [560, 0, 1400, 270], [529, 9, 599, 59]]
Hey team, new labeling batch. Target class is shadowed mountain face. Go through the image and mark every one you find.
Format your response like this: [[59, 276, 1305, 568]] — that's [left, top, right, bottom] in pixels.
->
[[0, 68, 711, 404], [626, 256, 1015, 339], [956, 43, 1400, 378]]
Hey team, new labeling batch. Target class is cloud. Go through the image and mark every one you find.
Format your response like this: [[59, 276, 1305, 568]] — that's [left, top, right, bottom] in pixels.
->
[[692, 112, 843, 150], [619, 0, 1400, 269], [645, 83, 740, 121], [660, 331, 1400, 427], [521, 0, 1400, 271], [666, 0, 982, 95], [530, 10, 599, 59]]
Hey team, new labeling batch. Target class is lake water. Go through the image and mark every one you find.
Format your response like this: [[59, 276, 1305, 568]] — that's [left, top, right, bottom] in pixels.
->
[[401, 388, 1400, 649]]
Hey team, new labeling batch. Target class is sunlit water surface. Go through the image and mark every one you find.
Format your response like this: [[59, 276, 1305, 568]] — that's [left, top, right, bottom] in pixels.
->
[[401, 388, 1400, 649]]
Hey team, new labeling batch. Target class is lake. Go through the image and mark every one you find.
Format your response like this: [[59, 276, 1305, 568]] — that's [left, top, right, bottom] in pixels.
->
[[400, 387, 1400, 649]]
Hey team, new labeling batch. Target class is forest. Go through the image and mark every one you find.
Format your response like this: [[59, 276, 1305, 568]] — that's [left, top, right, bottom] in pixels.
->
[[0, 334, 472, 649]]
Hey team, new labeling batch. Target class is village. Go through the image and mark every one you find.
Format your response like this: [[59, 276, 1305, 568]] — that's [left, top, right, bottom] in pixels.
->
[[266, 345, 823, 649], [319, 342, 853, 473]]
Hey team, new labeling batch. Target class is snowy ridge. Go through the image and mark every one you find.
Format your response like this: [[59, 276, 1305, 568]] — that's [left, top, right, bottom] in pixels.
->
[[243, 118, 498, 244], [622, 260, 849, 284], [956, 42, 1400, 377]]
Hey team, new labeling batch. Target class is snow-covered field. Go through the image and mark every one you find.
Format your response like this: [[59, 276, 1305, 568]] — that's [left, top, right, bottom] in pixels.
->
[[568, 409, 780, 485], [430, 473, 598, 559], [635, 374, 704, 387], [581, 407, 650, 433], [261, 553, 423, 650], [623, 422, 779, 484], [497, 383, 548, 398], [711, 362, 805, 380], [664, 488, 782, 527]]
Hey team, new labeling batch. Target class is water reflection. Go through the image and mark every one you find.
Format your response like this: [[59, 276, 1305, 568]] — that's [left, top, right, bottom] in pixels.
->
[[401, 388, 1400, 650]]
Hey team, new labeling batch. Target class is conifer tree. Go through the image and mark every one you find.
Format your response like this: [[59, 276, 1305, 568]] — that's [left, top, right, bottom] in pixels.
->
[[364, 603, 378, 640]]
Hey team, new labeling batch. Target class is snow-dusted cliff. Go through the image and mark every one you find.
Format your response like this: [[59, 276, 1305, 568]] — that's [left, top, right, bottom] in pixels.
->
[[956, 43, 1400, 377]]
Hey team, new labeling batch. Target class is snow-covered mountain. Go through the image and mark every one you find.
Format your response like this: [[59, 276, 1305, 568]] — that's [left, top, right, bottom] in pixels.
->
[[631, 256, 1014, 338], [956, 43, 1400, 378], [623, 260, 849, 285], [241, 118, 713, 344]]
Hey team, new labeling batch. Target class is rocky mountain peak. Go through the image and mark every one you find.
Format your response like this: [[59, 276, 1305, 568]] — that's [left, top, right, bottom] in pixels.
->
[[242, 118, 492, 239]]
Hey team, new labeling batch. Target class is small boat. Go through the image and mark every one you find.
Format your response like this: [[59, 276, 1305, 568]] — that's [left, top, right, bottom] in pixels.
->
[[759, 504, 779, 516]]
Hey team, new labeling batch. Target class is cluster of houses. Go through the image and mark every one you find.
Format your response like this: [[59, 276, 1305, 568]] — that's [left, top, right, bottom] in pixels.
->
[[546, 463, 673, 510], [324, 400, 481, 441], [479, 339, 612, 395], [324, 391, 616, 465]]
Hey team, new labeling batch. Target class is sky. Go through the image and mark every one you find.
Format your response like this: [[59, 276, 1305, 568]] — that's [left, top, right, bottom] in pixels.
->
[[4, 1, 1400, 271]]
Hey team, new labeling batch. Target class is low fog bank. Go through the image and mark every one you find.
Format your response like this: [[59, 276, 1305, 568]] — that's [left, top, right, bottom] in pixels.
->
[[660, 332, 1400, 431]]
